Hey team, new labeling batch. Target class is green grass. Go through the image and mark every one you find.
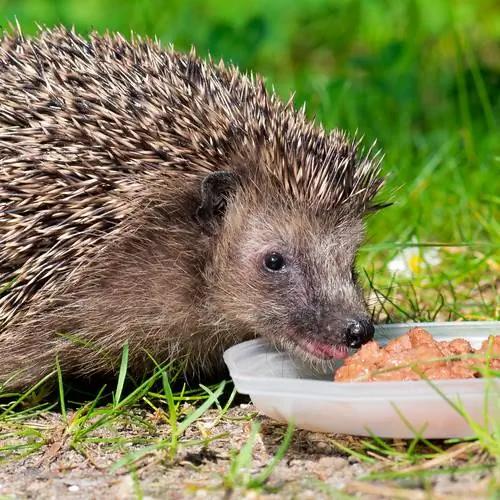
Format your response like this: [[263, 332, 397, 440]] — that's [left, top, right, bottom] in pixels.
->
[[0, 0, 499, 497], [216, 420, 295, 495]]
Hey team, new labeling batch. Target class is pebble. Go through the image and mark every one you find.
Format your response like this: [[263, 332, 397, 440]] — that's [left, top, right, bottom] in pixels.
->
[[317, 456, 348, 470], [68, 485, 80, 492]]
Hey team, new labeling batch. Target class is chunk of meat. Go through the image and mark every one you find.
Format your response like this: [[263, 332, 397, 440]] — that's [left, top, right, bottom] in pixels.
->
[[478, 336, 500, 371], [334, 328, 499, 382]]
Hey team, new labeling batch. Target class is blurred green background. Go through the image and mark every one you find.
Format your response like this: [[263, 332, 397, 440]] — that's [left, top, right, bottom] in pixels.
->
[[0, 0, 498, 245]]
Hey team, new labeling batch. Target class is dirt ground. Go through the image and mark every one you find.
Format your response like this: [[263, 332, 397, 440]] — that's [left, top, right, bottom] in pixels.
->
[[0, 402, 496, 500]]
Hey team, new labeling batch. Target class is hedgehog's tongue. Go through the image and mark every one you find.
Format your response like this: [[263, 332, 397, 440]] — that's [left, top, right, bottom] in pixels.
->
[[299, 339, 349, 360]]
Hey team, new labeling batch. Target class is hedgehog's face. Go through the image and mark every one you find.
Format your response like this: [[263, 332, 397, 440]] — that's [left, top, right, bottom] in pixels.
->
[[197, 172, 375, 364], [221, 210, 374, 363]]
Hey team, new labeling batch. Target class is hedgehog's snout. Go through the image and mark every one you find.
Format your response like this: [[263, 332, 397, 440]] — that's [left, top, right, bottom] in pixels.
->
[[344, 317, 375, 348], [319, 311, 374, 348]]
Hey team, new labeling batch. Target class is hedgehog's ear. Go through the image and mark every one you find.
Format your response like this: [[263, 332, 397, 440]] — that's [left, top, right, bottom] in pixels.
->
[[197, 171, 239, 235]]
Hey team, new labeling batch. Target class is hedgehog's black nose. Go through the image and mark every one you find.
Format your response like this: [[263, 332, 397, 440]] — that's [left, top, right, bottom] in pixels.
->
[[346, 318, 374, 348]]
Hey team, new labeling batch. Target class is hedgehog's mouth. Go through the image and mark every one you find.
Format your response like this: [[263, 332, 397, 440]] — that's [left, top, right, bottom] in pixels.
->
[[294, 337, 349, 360]]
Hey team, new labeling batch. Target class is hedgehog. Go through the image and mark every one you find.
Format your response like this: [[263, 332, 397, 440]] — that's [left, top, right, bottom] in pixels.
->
[[0, 25, 387, 389]]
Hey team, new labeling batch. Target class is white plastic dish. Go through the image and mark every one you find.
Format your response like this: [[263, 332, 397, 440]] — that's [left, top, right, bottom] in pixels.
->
[[223, 321, 500, 438]]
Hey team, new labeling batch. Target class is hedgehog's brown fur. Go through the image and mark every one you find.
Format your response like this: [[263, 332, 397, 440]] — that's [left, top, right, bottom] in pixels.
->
[[0, 26, 386, 388]]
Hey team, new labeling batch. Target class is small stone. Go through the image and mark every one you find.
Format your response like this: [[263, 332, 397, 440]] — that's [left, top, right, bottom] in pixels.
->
[[68, 485, 80, 492], [243, 491, 258, 499], [317, 456, 348, 471]]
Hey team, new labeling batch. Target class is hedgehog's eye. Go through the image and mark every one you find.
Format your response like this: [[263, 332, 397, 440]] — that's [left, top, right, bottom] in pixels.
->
[[263, 252, 286, 272]]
